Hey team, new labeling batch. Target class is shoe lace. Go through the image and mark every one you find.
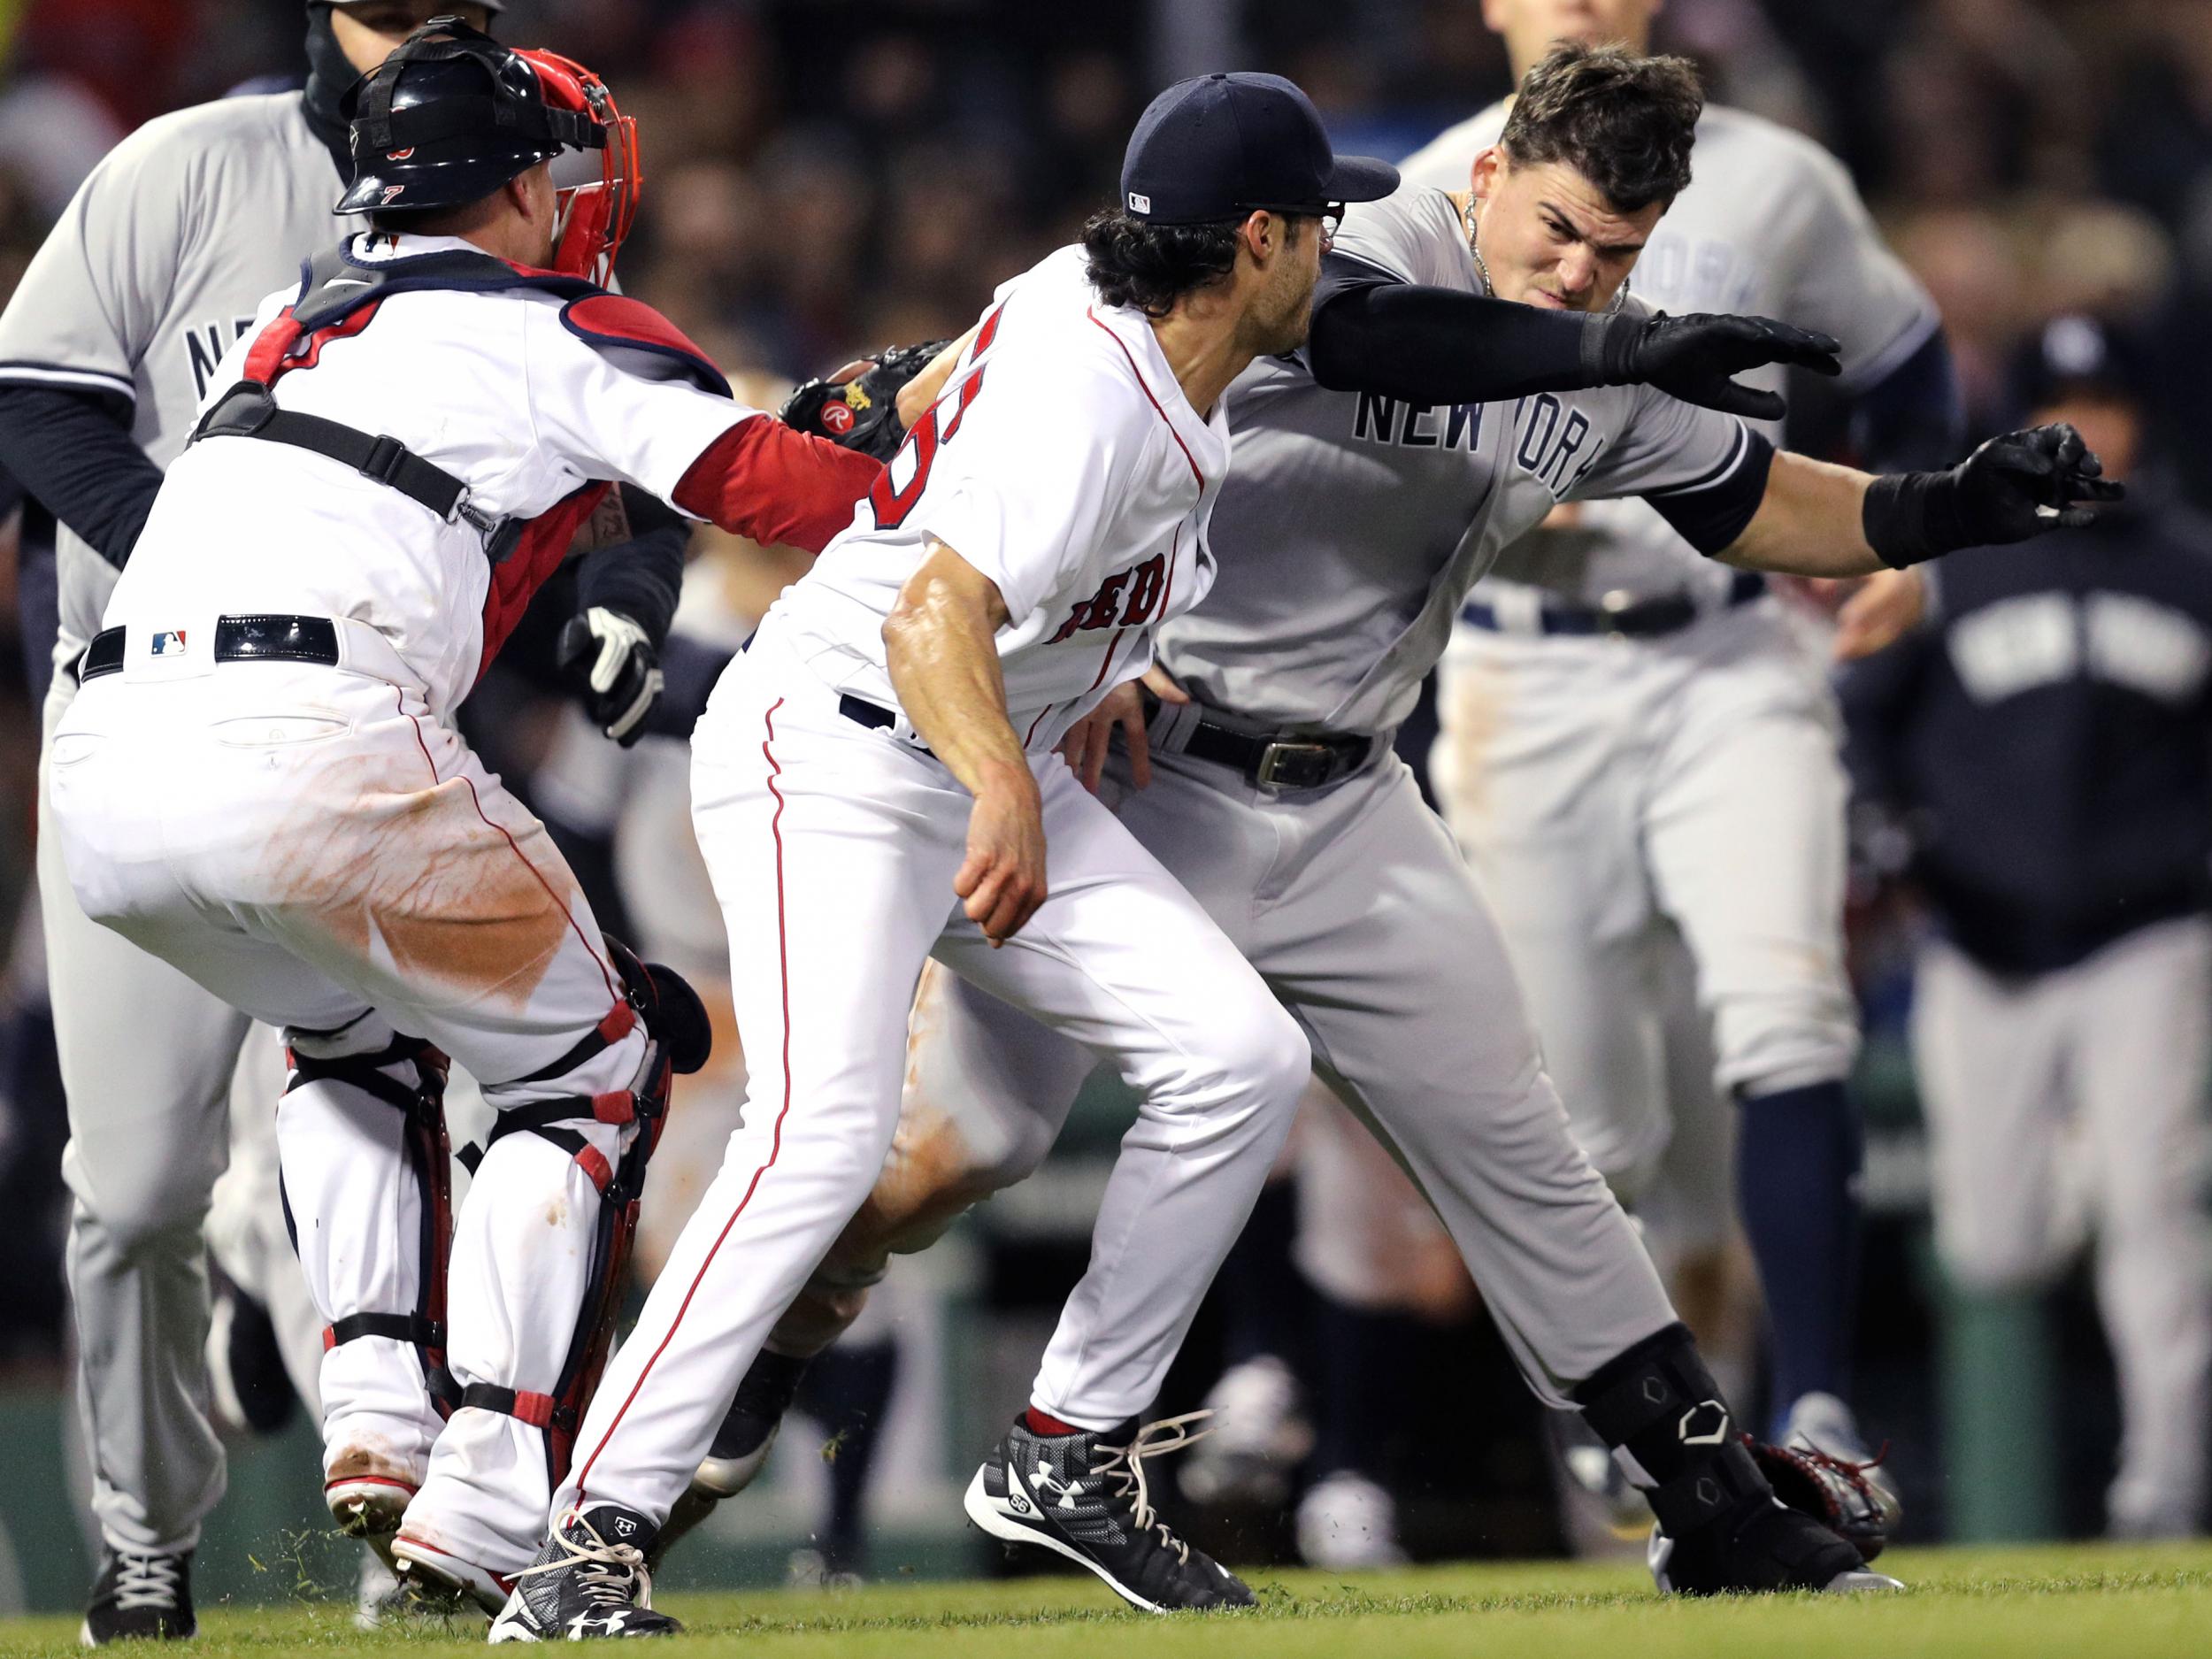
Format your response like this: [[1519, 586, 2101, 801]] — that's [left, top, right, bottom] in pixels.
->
[[1094, 1410, 1216, 1564], [112, 1553, 183, 1612], [519, 1509, 653, 1612]]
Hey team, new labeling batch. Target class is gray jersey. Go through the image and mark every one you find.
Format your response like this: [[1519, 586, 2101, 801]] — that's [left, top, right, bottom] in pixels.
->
[[1158, 184, 1762, 738], [1399, 101, 1937, 608], [0, 93, 363, 654]]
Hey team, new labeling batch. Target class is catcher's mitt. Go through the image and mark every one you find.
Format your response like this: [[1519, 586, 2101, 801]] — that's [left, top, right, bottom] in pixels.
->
[[779, 339, 953, 462], [1749, 1435, 1897, 1562]]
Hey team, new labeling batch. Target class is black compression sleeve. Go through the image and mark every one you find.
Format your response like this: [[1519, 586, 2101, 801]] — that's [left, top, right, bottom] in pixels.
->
[[0, 383, 164, 570], [1306, 257, 1612, 405], [574, 483, 688, 647]]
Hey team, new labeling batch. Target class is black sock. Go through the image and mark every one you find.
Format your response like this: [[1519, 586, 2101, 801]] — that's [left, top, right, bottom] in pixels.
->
[[1309, 1294, 1414, 1481], [1217, 1178, 1308, 1369], [1734, 1079, 1862, 1428]]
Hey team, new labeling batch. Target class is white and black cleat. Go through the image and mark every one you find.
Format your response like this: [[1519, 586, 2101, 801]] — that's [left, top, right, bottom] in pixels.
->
[[80, 1548, 195, 1646], [489, 1506, 680, 1641], [964, 1411, 1256, 1613]]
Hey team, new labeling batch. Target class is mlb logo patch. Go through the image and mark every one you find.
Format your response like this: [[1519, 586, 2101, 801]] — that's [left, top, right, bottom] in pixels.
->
[[150, 629, 188, 657], [1128, 192, 1151, 214]]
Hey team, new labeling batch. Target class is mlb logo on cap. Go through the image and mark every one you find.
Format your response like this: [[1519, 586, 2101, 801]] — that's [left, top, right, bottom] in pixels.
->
[[150, 630, 188, 657]]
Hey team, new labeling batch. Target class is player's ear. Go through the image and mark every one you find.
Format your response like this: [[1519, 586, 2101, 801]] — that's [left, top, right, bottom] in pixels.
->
[[1470, 145, 1503, 205]]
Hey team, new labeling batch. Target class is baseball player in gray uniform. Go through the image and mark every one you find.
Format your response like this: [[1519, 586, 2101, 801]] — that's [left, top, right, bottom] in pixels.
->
[[1401, 0, 1964, 1461], [0, 3, 678, 1640], [677, 42, 2113, 1602]]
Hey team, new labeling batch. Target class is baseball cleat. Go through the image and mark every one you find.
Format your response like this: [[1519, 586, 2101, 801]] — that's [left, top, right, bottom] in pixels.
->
[[490, 1506, 679, 1641], [1295, 1471, 1409, 1570], [390, 1532, 514, 1617], [964, 1410, 1256, 1613], [80, 1548, 196, 1646], [1176, 1356, 1313, 1508], [1647, 1498, 1903, 1595], [325, 1471, 415, 1571]]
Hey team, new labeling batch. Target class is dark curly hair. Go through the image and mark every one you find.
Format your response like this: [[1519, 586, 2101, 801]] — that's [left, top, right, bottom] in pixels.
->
[[1081, 208, 1317, 318], [1499, 42, 1702, 213], [1081, 209, 1243, 317]]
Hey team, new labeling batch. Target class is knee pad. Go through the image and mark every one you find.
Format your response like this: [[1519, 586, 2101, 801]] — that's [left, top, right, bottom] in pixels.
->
[[451, 943, 708, 1486], [285, 1031, 456, 1413]]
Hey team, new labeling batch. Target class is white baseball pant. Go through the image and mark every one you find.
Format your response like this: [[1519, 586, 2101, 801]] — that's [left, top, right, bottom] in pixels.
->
[[1432, 599, 1859, 1197], [47, 625, 651, 1580], [554, 626, 1309, 1526], [1912, 918, 2212, 1535]]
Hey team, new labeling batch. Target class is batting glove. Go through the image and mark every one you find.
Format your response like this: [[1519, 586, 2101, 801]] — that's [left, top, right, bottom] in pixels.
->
[[556, 606, 664, 747], [1862, 422, 2125, 567], [1601, 311, 1842, 421]]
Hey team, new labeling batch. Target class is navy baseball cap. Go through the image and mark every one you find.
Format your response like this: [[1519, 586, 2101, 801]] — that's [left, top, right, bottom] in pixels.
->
[[1121, 72, 1398, 226]]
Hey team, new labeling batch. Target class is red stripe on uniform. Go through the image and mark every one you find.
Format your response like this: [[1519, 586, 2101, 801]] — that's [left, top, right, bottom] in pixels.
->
[[572, 697, 801, 1496], [1086, 309, 1205, 490]]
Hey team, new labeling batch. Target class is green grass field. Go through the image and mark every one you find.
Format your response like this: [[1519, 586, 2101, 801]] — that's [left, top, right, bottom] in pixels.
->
[[7, 1542, 2212, 1658]]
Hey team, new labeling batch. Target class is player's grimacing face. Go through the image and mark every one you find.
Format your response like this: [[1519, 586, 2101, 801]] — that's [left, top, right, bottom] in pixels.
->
[[332, 2, 495, 75], [1480, 0, 1661, 71], [1470, 150, 1659, 312]]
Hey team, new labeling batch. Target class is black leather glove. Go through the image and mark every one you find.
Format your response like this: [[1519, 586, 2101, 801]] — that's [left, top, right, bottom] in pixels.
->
[[1861, 423, 2125, 568], [1598, 311, 1842, 421], [556, 606, 663, 747]]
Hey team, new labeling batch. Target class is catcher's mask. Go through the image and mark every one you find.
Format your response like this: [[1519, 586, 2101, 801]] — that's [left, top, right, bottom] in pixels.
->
[[336, 16, 641, 285]]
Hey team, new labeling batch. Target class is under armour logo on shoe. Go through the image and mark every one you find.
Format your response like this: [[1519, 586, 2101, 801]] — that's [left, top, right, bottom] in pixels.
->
[[1031, 1462, 1082, 1511]]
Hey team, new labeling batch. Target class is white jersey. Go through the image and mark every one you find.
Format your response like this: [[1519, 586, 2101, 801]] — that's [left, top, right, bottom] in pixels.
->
[[0, 93, 365, 656], [764, 244, 1229, 754], [1400, 102, 1938, 608], [104, 233, 756, 716]]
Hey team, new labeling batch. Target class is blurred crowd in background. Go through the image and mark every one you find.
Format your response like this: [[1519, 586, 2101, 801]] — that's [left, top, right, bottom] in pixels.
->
[[2, 0, 2211, 1608]]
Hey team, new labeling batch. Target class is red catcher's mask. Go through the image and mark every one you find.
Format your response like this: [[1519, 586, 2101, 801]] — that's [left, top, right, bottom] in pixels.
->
[[517, 48, 641, 286]]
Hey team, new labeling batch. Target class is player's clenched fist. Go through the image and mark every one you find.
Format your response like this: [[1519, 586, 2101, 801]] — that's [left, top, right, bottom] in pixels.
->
[[956, 769, 1049, 946]]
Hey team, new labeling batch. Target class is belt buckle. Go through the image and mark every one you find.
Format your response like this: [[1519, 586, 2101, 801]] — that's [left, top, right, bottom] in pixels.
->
[[1254, 741, 1335, 791]]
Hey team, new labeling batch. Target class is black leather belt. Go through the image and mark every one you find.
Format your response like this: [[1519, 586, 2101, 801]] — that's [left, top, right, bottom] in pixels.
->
[[839, 693, 933, 757], [1146, 690, 1373, 792], [1461, 569, 1766, 639], [79, 614, 342, 681]]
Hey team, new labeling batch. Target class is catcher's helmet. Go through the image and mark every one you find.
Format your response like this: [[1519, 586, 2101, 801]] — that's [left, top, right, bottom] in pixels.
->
[[336, 17, 640, 284]]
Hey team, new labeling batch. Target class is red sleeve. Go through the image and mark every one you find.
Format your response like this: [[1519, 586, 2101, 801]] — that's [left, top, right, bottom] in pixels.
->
[[672, 416, 883, 553]]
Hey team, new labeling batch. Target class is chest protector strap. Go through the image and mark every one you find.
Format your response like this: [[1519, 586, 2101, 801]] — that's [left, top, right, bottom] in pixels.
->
[[188, 242, 602, 564]]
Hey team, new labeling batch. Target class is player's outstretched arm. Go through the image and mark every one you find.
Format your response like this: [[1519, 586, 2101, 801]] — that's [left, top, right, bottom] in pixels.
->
[[884, 540, 1048, 946], [1715, 424, 2123, 579], [1306, 279, 1839, 417]]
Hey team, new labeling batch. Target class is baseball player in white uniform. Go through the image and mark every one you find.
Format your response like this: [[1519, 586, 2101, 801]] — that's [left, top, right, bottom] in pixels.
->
[[490, 73, 1402, 1639], [669, 42, 2119, 1611], [0, 4, 532, 1641], [42, 19, 885, 1622], [1402, 0, 1965, 1459]]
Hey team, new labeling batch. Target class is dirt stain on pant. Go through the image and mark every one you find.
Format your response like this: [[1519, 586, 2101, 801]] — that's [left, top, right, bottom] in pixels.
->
[[264, 750, 583, 1013]]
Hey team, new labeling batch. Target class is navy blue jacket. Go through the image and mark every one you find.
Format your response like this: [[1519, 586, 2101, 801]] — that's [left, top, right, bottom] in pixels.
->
[[1839, 488, 2212, 975]]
